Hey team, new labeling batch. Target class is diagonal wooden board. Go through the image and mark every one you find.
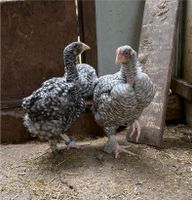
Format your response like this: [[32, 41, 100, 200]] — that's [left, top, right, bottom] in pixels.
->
[[128, 0, 180, 146]]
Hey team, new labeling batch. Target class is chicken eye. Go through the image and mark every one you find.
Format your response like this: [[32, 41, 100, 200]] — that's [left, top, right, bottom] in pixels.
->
[[124, 51, 129, 56], [74, 44, 78, 49]]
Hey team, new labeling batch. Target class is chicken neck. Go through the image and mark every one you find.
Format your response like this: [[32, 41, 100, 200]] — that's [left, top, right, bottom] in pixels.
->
[[64, 52, 78, 82], [120, 58, 139, 85]]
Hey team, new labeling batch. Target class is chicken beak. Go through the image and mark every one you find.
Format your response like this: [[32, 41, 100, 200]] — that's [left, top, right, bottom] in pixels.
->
[[115, 55, 119, 65], [115, 48, 121, 64], [82, 43, 91, 52]]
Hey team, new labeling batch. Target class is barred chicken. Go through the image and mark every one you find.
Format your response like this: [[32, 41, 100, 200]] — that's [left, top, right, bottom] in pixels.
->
[[93, 45, 156, 158], [22, 42, 97, 153]]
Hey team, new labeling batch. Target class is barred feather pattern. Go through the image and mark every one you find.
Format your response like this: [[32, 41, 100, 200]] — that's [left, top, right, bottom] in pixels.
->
[[134, 68, 157, 113], [75, 64, 98, 98], [22, 43, 96, 141], [42, 64, 98, 99], [22, 81, 85, 139], [93, 60, 156, 136]]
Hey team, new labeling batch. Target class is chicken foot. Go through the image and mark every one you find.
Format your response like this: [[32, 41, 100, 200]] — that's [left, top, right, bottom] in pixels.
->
[[49, 139, 65, 154], [104, 135, 136, 158]]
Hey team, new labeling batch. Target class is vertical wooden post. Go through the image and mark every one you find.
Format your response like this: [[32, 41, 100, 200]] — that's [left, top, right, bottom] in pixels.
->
[[77, 0, 98, 71], [133, 0, 180, 146], [183, 0, 192, 126]]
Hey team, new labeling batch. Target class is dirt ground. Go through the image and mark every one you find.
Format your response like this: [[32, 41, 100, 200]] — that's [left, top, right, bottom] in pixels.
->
[[1, 125, 192, 200]]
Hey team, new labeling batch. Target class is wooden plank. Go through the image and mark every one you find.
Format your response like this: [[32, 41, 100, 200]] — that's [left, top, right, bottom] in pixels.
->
[[173, 0, 183, 78], [182, 0, 192, 84], [1, 106, 103, 144], [1, 1, 78, 101], [78, 0, 98, 71], [1, 109, 32, 143], [134, 0, 180, 146], [166, 94, 183, 121], [171, 78, 192, 103], [1, 98, 23, 110], [1, 0, 78, 143], [182, 0, 192, 126]]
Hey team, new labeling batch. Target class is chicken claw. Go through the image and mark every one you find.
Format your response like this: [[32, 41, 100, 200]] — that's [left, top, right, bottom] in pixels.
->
[[104, 135, 136, 158], [114, 144, 137, 159]]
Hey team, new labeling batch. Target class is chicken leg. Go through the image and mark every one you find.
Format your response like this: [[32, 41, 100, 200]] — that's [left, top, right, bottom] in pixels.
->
[[104, 135, 136, 158], [49, 139, 65, 154], [127, 120, 141, 143], [104, 127, 136, 158], [60, 134, 90, 149], [50, 134, 89, 154]]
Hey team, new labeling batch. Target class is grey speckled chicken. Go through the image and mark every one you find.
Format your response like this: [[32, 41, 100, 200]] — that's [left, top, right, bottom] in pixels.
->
[[71, 63, 98, 99], [93, 45, 156, 158], [43, 63, 98, 100], [22, 42, 97, 153]]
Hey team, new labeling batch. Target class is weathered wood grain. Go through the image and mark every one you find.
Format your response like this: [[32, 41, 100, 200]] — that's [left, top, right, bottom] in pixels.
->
[[171, 78, 192, 103], [78, 0, 98, 71], [166, 94, 184, 122], [1, 1, 78, 100], [182, 0, 192, 126], [1, 106, 103, 144], [132, 0, 180, 146], [1, 1, 78, 143]]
